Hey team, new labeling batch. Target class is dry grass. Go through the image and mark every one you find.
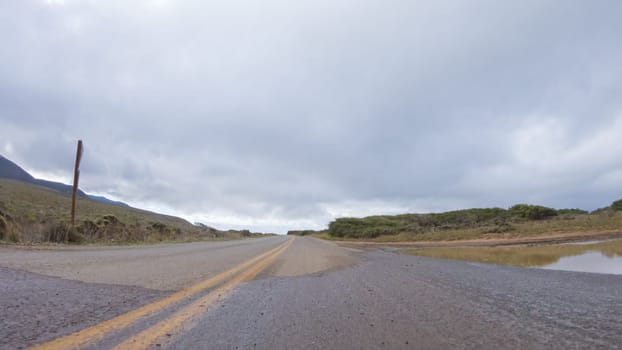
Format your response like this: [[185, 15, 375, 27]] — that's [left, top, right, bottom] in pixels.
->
[[405, 239, 622, 267]]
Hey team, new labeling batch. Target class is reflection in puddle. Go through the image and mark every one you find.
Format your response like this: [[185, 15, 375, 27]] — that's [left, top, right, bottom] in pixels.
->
[[543, 251, 622, 275], [406, 238, 622, 275]]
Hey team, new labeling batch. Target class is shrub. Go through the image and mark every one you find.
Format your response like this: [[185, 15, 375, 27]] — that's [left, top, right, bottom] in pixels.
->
[[0, 211, 18, 242], [0, 215, 6, 240], [611, 199, 622, 211], [287, 230, 317, 236], [328, 216, 402, 238], [432, 208, 508, 225], [78, 220, 100, 237], [240, 230, 252, 237], [92, 215, 131, 241], [68, 230, 85, 243], [98, 215, 121, 226], [557, 208, 589, 215], [7, 230, 19, 243], [150, 222, 170, 234], [590, 207, 610, 215], [43, 222, 84, 243], [509, 204, 558, 220], [481, 222, 514, 234]]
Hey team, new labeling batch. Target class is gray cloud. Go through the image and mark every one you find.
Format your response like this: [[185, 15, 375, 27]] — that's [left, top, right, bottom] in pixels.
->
[[1, 0, 622, 232]]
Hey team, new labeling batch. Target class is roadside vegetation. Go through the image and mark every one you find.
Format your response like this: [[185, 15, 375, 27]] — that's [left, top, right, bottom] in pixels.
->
[[289, 200, 622, 242], [405, 238, 622, 267], [0, 179, 266, 244], [285, 230, 318, 236]]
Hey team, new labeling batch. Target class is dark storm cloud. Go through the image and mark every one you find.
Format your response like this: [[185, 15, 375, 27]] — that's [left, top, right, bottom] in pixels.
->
[[1, 0, 622, 232]]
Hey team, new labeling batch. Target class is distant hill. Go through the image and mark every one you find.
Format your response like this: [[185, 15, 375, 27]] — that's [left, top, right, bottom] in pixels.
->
[[0, 154, 125, 206], [0, 155, 35, 182], [87, 194, 129, 207]]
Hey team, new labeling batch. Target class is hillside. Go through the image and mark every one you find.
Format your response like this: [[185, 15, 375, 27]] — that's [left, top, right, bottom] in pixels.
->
[[0, 179, 262, 244]]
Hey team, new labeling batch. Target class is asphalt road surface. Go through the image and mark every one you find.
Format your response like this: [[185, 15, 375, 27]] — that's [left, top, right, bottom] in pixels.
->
[[1, 236, 621, 349], [0, 237, 292, 290]]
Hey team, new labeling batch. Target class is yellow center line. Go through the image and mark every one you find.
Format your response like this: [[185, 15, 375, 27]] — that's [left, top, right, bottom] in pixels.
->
[[113, 237, 294, 350], [31, 238, 293, 350]]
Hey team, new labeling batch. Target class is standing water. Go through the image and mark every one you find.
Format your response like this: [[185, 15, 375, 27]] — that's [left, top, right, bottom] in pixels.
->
[[407, 238, 622, 275], [542, 243, 622, 275]]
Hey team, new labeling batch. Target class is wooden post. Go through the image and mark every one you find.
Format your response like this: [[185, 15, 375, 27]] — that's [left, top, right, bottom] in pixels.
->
[[70, 140, 84, 232]]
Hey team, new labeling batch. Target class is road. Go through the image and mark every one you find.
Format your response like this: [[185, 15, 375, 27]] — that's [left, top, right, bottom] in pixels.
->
[[1, 236, 621, 349], [0, 237, 293, 290]]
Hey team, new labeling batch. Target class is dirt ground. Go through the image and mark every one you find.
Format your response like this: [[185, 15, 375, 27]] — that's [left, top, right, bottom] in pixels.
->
[[333, 231, 622, 249]]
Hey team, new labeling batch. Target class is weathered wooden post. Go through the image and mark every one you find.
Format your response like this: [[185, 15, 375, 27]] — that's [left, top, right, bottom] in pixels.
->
[[70, 140, 84, 233]]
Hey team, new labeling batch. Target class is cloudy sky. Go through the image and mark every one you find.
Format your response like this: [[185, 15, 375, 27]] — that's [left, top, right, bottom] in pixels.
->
[[1, 0, 621, 233]]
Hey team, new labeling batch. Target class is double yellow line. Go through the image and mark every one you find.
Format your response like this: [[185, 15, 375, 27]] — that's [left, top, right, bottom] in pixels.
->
[[33, 237, 294, 350]]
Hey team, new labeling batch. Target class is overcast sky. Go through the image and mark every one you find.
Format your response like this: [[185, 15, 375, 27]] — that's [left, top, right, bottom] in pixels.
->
[[1, 0, 622, 233]]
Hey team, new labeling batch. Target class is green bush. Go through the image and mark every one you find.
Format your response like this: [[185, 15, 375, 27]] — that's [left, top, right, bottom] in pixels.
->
[[557, 208, 589, 215], [328, 216, 402, 238], [326, 204, 573, 239], [431, 208, 508, 225], [509, 204, 558, 220], [611, 199, 622, 211], [287, 230, 319, 236], [327, 209, 516, 238]]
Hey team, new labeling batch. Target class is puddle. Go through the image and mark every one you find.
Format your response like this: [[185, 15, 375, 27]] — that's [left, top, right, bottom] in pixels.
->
[[406, 238, 622, 275], [543, 251, 622, 275]]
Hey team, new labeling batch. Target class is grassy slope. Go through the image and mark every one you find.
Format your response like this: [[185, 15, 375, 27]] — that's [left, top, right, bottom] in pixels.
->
[[0, 179, 257, 244]]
